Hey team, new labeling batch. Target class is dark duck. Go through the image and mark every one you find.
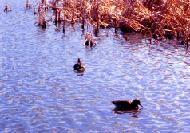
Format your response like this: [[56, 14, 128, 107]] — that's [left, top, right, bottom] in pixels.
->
[[85, 33, 96, 48], [73, 58, 85, 72], [85, 40, 94, 47], [112, 99, 143, 112]]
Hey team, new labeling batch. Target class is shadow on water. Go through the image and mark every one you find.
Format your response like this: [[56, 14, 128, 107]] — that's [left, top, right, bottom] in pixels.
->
[[113, 108, 142, 117]]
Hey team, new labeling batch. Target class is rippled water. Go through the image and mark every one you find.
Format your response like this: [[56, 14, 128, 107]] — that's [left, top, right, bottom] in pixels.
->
[[1, 1, 190, 132]]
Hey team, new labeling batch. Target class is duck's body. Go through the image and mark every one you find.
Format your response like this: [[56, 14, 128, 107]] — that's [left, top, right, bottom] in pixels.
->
[[76, 67, 85, 73], [73, 58, 85, 73], [73, 64, 85, 73], [85, 40, 95, 48], [112, 99, 142, 111]]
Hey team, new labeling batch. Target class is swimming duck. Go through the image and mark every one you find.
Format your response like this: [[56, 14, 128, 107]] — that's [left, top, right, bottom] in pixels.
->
[[85, 33, 96, 48], [85, 40, 94, 47], [112, 99, 143, 111], [73, 58, 85, 73]]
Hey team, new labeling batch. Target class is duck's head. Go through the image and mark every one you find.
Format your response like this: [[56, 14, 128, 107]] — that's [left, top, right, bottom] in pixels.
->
[[77, 58, 81, 64], [132, 99, 143, 108]]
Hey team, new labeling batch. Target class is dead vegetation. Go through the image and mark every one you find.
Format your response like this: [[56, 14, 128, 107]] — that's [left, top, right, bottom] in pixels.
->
[[32, 0, 190, 51]]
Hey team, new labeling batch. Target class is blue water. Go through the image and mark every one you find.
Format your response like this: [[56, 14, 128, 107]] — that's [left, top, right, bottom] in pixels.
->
[[1, 0, 190, 132]]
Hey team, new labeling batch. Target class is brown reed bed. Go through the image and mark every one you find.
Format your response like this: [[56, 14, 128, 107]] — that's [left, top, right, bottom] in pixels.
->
[[32, 0, 190, 51]]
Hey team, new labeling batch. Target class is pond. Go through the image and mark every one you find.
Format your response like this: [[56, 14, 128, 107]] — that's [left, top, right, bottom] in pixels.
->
[[1, 0, 190, 132]]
